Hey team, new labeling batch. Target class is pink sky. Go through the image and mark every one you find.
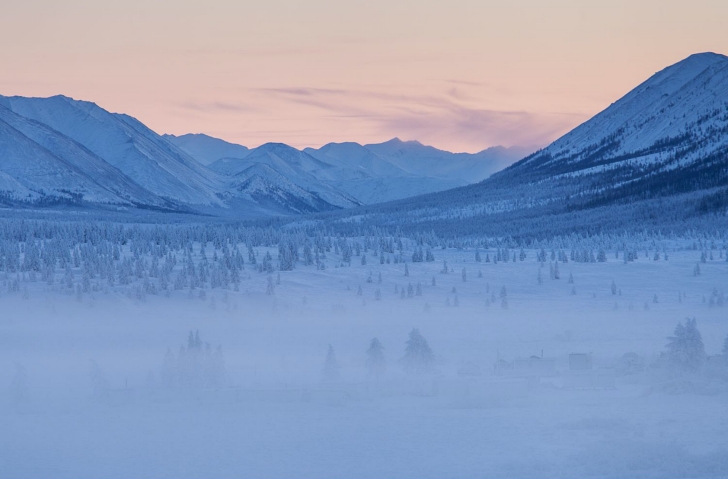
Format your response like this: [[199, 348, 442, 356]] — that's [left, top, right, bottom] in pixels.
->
[[2, 0, 727, 152]]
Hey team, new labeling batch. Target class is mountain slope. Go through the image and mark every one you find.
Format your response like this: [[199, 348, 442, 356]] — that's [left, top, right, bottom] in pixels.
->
[[304, 141, 469, 202], [307, 52, 728, 237], [224, 163, 340, 214], [499, 52, 728, 205], [0, 95, 225, 206], [163, 133, 250, 165], [0, 104, 178, 207], [210, 143, 360, 208], [304, 142, 410, 178], [365, 138, 529, 182]]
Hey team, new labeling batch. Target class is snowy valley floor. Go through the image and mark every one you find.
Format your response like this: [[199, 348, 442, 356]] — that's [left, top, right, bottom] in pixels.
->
[[1, 248, 728, 478]]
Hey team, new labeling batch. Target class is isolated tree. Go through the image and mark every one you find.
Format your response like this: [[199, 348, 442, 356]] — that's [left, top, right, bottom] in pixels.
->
[[461, 268, 467, 282], [404, 263, 409, 277], [322, 344, 340, 382], [365, 338, 386, 378], [401, 328, 435, 375], [666, 317, 706, 372], [611, 280, 617, 295]]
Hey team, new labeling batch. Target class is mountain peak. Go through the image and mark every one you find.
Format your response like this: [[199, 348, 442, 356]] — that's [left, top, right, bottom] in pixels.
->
[[642, 51, 728, 92], [682, 51, 728, 64]]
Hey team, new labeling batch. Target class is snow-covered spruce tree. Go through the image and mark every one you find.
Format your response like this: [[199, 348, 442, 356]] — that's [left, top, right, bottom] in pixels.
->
[[461, 268, 467, 282], [666, 318, 706, 373], [322, 344, 340, 382], [401, 328, 435, 375], [500, 285, 508, 309], [366, 338, 386, 378], [611, 280, 617, 295]]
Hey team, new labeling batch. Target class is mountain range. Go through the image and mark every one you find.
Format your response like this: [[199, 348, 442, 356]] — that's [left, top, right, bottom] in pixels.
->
[[1, 52, 726, 234], [166, 135, 527, 204], [0, 95, 526, 215]]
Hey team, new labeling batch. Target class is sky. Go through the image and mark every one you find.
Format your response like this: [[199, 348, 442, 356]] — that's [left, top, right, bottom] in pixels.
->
[[1, 0, 727, 153]]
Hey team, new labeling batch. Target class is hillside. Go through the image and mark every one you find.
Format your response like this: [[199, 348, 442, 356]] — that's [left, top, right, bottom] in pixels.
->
[[304, 53, 728, 238]]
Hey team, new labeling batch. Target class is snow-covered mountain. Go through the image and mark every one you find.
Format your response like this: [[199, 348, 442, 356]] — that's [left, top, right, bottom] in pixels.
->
[[313, 52, 728, 237], [163, 133, 250, 166], [499, 52, 728, 204], [301, 141, 467, 203], [304, 142, 410, 178], [364, 139, 529, 183], [0, 102, 173, 208], [0, 96, 354, 214], [180, 133, 526, 205], [0, 95, 225, 206], [225, 163, 341, 214], [0, 93, 528, 215], [209, 143, 360, 208]]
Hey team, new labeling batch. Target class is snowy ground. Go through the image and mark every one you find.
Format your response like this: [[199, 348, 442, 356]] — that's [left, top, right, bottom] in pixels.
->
[[1, 248, 728, 478]]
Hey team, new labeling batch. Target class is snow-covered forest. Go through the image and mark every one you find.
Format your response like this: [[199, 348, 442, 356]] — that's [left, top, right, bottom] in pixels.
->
[[2, 216, 728, 477]]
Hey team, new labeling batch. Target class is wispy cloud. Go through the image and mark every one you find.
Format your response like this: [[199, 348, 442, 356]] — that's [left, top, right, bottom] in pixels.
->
[[178, 101, 258, 114], [251, 86, 585, 151]]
